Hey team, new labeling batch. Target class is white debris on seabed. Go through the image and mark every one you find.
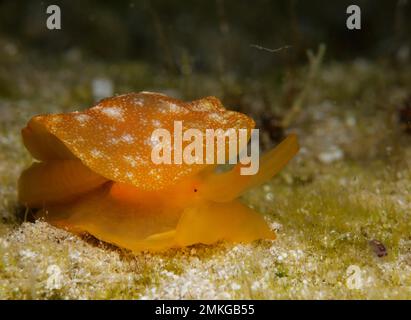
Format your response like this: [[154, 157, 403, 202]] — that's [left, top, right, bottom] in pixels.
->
[[318, 146, 344, 164], [92, 77, 114, 101], [46, 265, 64, 291]]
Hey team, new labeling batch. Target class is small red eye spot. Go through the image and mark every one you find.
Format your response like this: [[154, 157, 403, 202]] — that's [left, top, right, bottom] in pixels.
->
[[194, 188, 198, 193]]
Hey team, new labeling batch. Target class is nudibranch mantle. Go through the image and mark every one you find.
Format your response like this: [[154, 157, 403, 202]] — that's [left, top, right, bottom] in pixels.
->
[[18, 92, 299, 252], [22, 92, 255, 191]]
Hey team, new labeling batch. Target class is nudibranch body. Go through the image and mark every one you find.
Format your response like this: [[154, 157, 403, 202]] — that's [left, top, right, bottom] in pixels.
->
[[18, 92, 299, 252]]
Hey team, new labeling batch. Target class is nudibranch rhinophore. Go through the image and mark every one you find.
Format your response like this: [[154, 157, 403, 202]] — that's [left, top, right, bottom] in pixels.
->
[[18, 92, 299, 252]]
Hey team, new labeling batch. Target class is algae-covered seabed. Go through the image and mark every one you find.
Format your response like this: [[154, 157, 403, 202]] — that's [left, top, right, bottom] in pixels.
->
[[1, 49, 411, 299]]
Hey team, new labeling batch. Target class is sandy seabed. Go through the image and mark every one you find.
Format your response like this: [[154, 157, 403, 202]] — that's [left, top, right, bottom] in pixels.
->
[[1, 47, 411, 299]]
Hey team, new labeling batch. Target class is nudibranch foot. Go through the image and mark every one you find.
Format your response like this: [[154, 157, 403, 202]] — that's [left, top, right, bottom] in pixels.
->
[[175, 201, 276, 247], [35, 182, 275, 252]]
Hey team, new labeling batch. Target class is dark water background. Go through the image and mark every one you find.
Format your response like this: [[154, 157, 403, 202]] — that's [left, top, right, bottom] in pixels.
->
[[0, 0, 409, 74]]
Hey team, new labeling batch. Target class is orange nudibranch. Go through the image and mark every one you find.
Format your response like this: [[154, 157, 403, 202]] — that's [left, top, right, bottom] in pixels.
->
[[18, 92, 299, 252]]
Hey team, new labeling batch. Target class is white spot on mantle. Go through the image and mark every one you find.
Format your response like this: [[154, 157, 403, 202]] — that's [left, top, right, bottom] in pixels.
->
[[74, 114, 91, 125], [120, 134, 135, 144], [46, 264, 64, 290], [100, 106, 124, 121], [90, 148, 103, 158]]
